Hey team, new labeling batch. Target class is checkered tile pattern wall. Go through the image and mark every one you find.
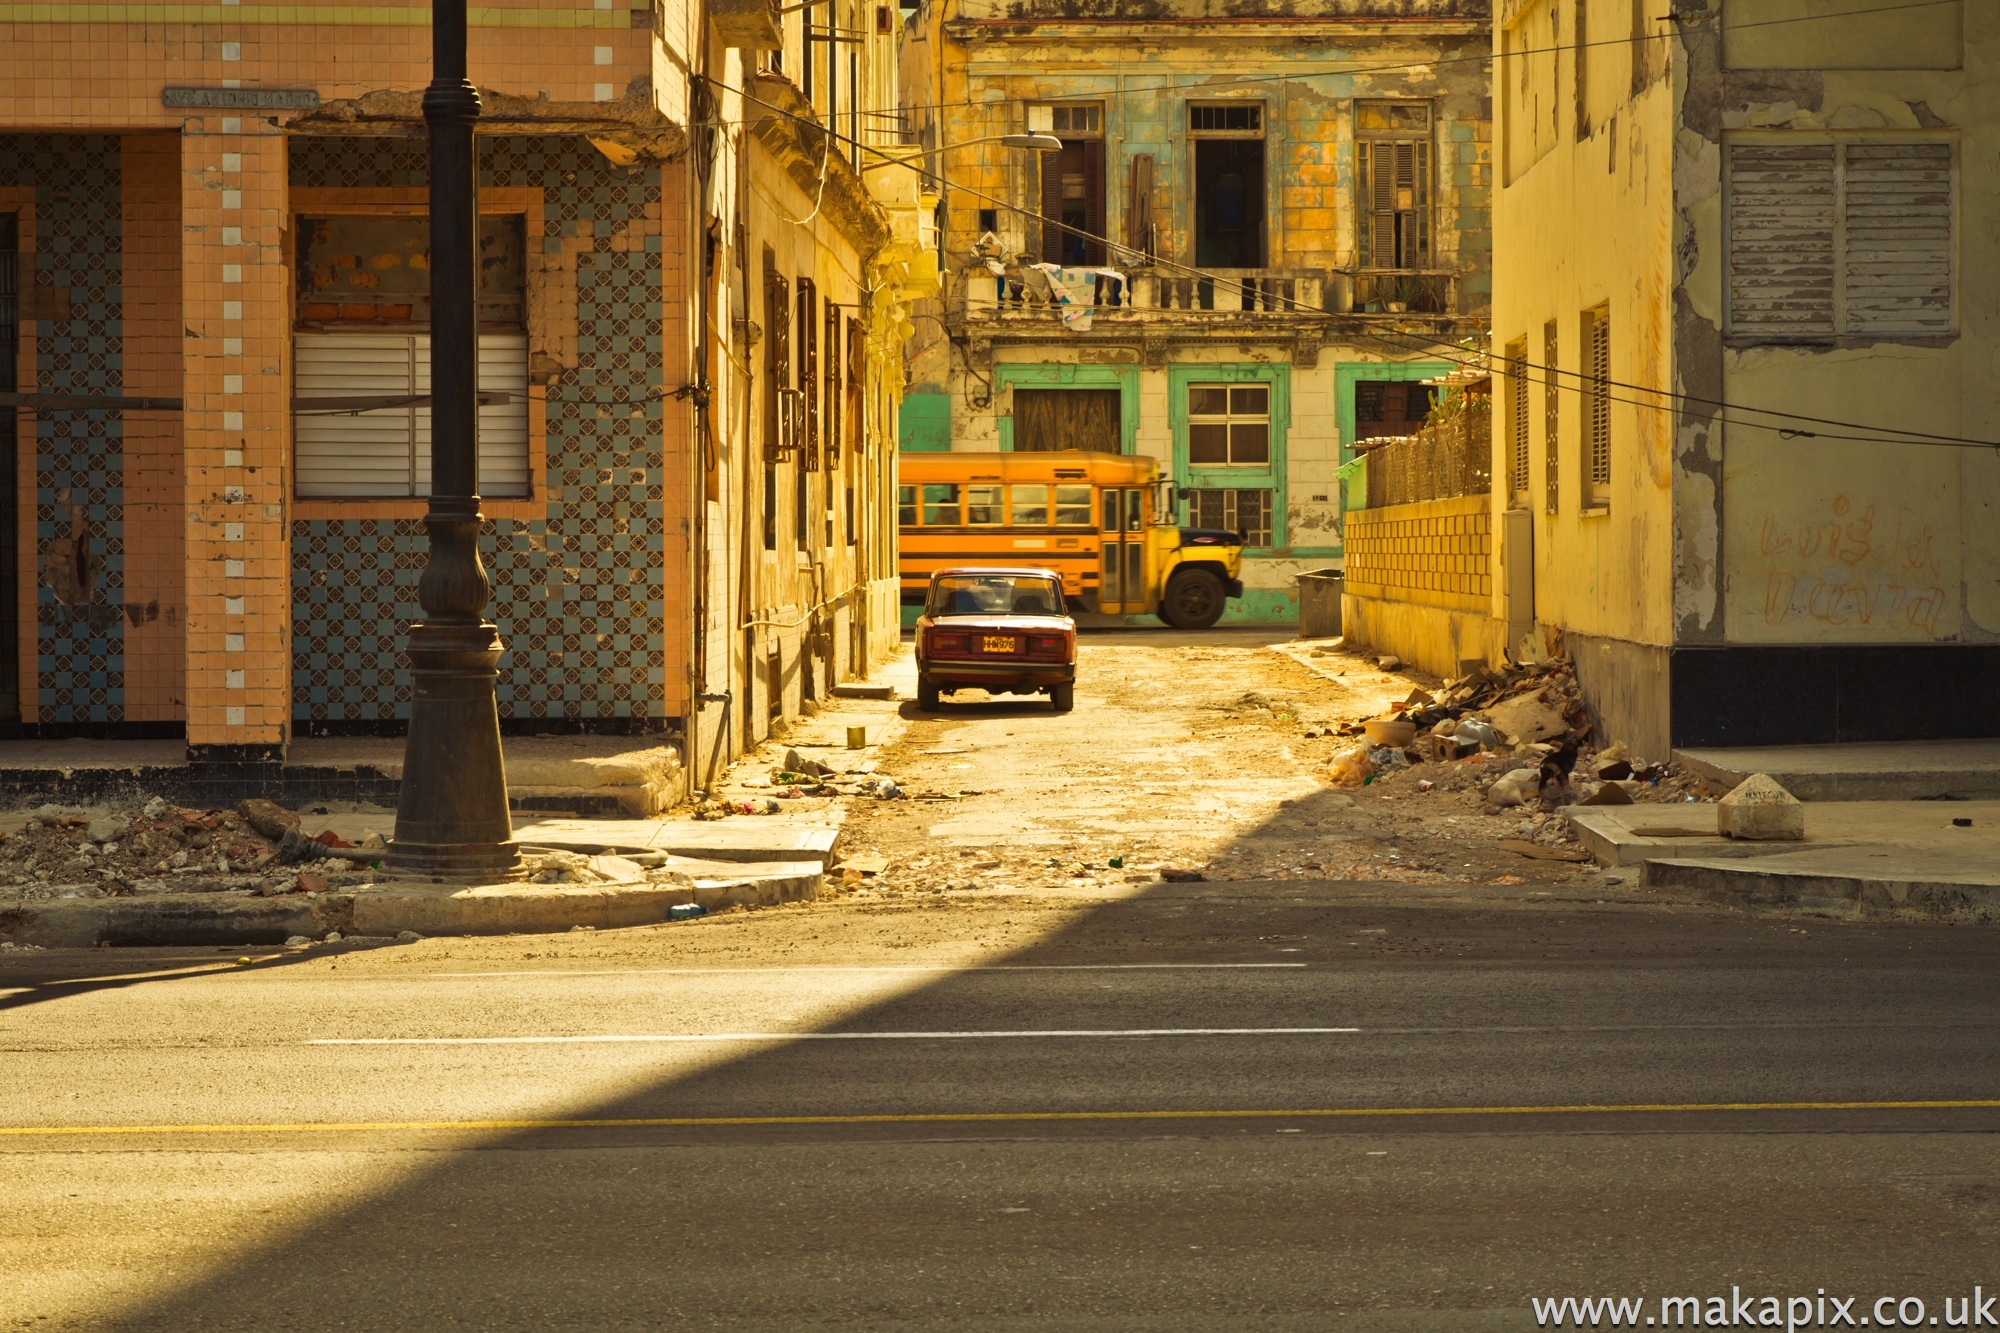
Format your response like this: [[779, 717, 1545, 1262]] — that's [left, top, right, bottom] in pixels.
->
[[1, 135, 125, 724], [288, 136, 667, 726]]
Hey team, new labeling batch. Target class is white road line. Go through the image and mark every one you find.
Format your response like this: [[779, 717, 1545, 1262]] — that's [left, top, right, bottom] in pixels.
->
[[308, 1026, 1362, 1046], [423, 963, 1311, 979]]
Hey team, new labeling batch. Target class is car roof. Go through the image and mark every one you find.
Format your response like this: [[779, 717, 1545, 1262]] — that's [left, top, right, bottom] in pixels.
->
[[929, 566, 1063, 580]]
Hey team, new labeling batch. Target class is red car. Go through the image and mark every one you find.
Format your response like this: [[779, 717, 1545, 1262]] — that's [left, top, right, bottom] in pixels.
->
[[915, 566, 1077, 713]]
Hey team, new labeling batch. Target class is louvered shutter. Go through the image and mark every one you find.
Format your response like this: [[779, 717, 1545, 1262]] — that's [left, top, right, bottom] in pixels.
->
[[1366, 142, 1394, 268], [295, 333, 420, 497], [1727, 144, 1838, 339], [1081, 138, 1106, 264], [295, 331, 528, 498], [1843, 142, 1953, 335], [473, 334, 530, 497], [1040, 152, 1063, 263]]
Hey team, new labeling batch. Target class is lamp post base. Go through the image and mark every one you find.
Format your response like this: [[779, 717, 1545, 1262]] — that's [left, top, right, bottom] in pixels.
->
[[389, 620, 521, 876]]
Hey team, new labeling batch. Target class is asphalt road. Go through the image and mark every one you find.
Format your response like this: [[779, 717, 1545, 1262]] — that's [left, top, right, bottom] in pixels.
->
[[6, 885, 2000, 1330]]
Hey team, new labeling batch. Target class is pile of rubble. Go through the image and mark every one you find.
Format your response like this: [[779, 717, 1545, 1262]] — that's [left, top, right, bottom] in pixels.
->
[[1327, 652, 1711, 813], [0, 797, 391, 901], [693, 749, 906, 819]]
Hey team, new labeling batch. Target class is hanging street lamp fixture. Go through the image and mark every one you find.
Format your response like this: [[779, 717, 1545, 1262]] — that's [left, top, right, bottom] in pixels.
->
[[389, 0, 521, 876]]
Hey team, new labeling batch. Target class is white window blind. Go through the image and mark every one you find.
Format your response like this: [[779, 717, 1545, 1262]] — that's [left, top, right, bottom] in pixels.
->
[[294, 331, 530, 498], [1727, 141, 1954, 340]]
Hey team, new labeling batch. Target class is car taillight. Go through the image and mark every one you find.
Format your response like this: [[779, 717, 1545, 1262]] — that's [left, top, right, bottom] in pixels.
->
[[1028, 633, 1070, 660], [928, 631, 968, 657]]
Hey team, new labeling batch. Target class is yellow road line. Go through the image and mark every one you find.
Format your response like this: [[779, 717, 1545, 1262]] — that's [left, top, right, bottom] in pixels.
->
[[6, 1099, 2000, 1137]]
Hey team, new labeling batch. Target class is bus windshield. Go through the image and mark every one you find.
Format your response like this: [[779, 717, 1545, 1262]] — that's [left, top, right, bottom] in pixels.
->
[[926, 574, 1065, 618]]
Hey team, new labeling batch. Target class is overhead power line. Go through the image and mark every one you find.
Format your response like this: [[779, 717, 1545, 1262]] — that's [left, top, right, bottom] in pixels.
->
[[780, 0, 1959, 122], [712, 70, 2000, 454]]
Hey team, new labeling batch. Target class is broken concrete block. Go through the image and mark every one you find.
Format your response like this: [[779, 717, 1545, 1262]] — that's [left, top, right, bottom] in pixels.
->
[[1482, 692, 1569, 744], [1718, 773, 1804, 841]]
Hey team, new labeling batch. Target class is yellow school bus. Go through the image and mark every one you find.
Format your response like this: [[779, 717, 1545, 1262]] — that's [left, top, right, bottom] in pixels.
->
[[897, 451, 1246, 628]]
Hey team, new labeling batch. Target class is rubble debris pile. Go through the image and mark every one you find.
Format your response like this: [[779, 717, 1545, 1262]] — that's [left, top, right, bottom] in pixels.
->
[[0, 798, 389, 902]]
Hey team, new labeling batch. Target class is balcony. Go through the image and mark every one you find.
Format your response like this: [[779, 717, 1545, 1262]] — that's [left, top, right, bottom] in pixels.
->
[[958, 265, 1463, 323]]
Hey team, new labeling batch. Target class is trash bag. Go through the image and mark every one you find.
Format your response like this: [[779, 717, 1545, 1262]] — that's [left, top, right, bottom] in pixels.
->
[[1329, 745, 1376, 787]]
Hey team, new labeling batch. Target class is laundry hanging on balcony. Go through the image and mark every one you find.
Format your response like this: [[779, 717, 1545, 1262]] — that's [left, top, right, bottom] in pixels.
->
[[1027, 263, 1127, 333]]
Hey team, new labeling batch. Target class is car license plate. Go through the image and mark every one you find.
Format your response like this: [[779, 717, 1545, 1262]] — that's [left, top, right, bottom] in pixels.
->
[[981, 635, 1016, 654]]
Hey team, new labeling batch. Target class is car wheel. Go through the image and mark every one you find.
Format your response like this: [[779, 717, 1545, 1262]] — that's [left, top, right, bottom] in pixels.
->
[[1049, 682, 1074, 713], [1162, 568, 1227, 630], [917, 675, 940, 711]]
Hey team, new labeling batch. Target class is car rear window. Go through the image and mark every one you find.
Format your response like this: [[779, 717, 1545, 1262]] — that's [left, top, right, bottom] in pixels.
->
[[927, 574, 1065, 618]]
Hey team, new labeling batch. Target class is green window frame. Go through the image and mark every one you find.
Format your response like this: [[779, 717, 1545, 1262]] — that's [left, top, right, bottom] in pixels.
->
[[1168, 363, 1289, 552]]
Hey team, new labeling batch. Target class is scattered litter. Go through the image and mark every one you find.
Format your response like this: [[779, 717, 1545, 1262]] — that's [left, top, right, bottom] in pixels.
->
[[283, 935, 314, 947], [1954, 818, 1974, 828], [1159, 866, 1207, 882], [1579, 781, 1634, 806], [667, 902, 707, 921], [1496, 838, 1592, 863], [395, 930, 423, 943]]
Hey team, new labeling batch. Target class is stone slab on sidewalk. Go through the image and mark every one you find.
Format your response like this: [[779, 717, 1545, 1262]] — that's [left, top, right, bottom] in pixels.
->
[[290, 735, 682, 817], [1610, 800, 2000, 921], [1673, 738, 2000, 802], [1567, 802, 1852, 867]]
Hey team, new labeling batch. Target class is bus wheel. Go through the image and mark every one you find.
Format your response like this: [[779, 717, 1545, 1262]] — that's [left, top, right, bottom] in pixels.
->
[[1161, 568, 1227, 630], [1049, 682, 1074, 713], [918, 675, 941, 711]]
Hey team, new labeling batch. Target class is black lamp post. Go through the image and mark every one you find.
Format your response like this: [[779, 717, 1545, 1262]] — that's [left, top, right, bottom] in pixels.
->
[[389, 0, 520, 875]]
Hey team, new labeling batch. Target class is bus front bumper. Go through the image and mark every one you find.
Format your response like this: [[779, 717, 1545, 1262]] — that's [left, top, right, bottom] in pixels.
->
[[1226, 578, 1244, 598]]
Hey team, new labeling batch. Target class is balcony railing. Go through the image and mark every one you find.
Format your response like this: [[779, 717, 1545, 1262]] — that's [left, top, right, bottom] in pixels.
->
[[1132, 269, 1328, 313], [1358, 393, 1491, 509], [1349, 269, 1456, 315], [960, 265, 1464, 320]]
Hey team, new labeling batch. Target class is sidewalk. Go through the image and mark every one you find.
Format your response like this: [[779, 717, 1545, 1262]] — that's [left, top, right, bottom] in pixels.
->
[[1570, 800, 2000, 921], [0, 652, 919, 948]]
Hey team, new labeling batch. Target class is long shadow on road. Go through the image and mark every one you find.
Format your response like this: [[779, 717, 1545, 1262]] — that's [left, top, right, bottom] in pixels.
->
[[97, 871, 2000, 1330]]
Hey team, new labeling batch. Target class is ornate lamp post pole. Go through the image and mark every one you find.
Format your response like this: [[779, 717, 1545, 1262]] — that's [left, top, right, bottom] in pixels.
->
[[390, 0, 520, 875]]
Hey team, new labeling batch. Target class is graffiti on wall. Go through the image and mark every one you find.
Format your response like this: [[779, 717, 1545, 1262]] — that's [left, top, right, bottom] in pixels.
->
[[1756, 494, 1949, 638]]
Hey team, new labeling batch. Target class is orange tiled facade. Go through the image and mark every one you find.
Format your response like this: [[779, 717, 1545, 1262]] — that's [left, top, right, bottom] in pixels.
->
[[0, 2, 925, 771]]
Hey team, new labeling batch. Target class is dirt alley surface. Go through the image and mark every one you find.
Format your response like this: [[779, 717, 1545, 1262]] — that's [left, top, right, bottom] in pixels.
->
[[833, 627, 1680, 899]]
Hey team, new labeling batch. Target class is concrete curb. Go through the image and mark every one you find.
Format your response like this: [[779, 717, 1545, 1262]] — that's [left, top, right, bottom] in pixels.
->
[[1640, 857, 2000, 922], [1, 862, 825, 947]]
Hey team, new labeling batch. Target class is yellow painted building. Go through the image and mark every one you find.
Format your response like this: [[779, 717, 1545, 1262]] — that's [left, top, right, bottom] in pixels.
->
[[1493, 0, 2000, 756]]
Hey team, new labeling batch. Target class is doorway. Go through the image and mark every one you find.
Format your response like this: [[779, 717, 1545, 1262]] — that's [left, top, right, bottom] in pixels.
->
[[1012, 389, 1121, 453], [1194, 139, 1264, 268]]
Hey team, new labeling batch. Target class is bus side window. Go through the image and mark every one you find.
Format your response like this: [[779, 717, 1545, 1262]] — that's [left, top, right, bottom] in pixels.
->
[[1011, 484, 1049, 526], [1126, 489, 1145, 533], [922, 483, 961, 526], [966, 484, 1004, 526], [1054, 484, 1092, 526], [1101, 489, 1120, 533], [897, 484, 917, 527]]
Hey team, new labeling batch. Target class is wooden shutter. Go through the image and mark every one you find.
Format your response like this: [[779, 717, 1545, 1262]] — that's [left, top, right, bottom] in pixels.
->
[[797, 278, 819, 471], [846, 316, 865, 455], [824, 300, 842, 463], [1843, 142, 1953, 335], [1127, 153, 1155, 258], [1727, 144, 1837, 339], [1081, 138, 1105, 264], [1507, 339, 1529, 499], [763, 263, 789, 461], [1586, 311, 1610, 492], [1040, 152, 1063, 264], [1013, 389, 1121, 453]]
